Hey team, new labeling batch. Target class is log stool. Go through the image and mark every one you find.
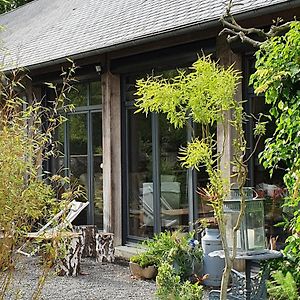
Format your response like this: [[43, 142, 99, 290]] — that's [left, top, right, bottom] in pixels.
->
[[55, 232, 84, 276], [95, 231, 115, 263], [74, 225, 97, 258]]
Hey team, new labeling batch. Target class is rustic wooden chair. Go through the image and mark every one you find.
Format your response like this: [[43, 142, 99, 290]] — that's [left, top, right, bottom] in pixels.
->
[[17, 200, 89, 256]]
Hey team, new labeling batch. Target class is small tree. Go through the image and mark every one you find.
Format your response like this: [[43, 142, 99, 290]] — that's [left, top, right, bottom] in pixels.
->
[[135, 56, 262, 299], [0, 63, 82, 299]]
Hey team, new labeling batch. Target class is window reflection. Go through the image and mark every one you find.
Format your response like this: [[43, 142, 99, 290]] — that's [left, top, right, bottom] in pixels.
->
[[90, 81, 102, 105], [127, 109, 153, 238], [92, 112, 103, 229], [126, 68, 197, 239], [68, 84, 88, 107], [52, 81, 102, 227], [159, 115, 188, 230]]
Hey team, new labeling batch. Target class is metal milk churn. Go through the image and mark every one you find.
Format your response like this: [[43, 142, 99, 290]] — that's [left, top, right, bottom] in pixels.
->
[[201, 228, 225, 287]]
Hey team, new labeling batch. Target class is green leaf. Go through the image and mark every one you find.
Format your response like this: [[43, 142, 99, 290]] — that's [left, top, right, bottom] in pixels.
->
[[278, 101, 284, 110], [270, 107, 279, 118]]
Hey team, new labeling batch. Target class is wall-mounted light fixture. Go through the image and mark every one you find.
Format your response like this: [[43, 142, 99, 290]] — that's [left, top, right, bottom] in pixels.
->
[[95, 65, 102, 74]]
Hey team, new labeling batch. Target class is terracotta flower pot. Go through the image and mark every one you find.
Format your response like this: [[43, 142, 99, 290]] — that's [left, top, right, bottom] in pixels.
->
[[129, 262, 157, 279]]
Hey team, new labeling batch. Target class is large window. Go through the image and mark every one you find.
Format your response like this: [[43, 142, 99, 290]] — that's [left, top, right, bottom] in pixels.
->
[[54, 81, 103, 228], [123, 72, 206, 241]]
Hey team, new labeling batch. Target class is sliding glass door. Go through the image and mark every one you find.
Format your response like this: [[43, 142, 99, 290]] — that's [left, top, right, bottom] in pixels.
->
[[123, 73, 201, 241]]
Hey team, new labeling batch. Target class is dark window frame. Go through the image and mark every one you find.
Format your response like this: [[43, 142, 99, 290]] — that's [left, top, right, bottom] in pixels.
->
[[55, 80, 103, 226], [123, 103, 198, 242]]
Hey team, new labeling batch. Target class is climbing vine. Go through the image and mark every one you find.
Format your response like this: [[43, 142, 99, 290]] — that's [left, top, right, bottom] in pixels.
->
[[250, 21, 300, 289]]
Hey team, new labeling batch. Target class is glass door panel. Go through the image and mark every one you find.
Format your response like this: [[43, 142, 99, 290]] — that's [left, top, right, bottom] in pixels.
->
[[127, 109, 153, 238], [69, 113, 88, 224], [92, 111, 103, 229], [52, 81, 102, 227], [159, 115, 188, 231], [194, 124, 213, 222], [69, 113, 88, 185]]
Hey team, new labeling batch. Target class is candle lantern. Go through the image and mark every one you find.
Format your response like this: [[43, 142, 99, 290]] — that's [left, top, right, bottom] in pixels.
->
[[224, 188, 266, 255]]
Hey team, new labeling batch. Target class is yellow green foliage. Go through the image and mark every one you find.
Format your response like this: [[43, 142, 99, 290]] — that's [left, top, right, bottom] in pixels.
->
[[135, 56, 240, 128]]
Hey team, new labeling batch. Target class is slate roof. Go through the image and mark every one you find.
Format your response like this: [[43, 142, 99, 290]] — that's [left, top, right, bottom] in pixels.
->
[[0, 0, 297, 69]]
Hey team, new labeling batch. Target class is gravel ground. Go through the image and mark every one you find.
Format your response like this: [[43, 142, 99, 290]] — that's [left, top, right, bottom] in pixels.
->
[[5, 257, 210, 300]]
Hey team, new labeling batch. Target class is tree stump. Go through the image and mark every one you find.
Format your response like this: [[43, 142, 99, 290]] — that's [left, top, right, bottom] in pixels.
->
[[55, 232, 84, 276], [74, 225, 97, 258], [95, 231, 115, 263]]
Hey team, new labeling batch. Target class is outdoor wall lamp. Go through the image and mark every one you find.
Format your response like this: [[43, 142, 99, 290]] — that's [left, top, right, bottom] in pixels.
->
[[95, 65, 102, 74]]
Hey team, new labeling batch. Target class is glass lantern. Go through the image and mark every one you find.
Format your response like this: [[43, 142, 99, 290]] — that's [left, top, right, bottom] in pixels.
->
[[224, 188, 266, 255]]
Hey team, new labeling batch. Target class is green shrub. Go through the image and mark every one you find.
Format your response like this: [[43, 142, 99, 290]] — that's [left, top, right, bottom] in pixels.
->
[[251, 21, 300, 297], [130, 230, 202, 278], [131, 230, 203, 299], [156, 262, 203, 300], [179, 280, 204, 300], [267, 271, 299, 300]]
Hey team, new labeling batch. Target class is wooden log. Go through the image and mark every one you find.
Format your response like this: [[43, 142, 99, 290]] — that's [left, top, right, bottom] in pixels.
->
[[55, 232, 84, 276], [74, 225, 97, 258], [95, 231, 115, 263]]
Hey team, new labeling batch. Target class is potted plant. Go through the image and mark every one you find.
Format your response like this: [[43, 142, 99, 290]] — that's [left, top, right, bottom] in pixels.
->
[[129, 252, 158, 279], [129, 230, 203, 280]]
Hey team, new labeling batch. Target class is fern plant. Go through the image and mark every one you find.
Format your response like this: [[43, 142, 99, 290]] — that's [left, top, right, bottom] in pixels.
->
[[267, 271, 299, 300]]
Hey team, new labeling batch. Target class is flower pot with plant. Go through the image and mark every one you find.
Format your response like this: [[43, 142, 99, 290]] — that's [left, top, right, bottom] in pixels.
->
[[129, 230, 203, 281], [129, 252, 158, 279]]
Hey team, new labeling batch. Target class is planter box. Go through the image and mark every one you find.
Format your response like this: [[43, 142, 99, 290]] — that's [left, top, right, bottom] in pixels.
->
[[129, 262, 157, 279]]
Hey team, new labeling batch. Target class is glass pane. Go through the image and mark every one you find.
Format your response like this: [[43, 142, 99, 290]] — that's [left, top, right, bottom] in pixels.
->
[[125, 75, 140, 103], [90, 81, 102, 105], [250, 96, 286, 246], [68, 84, 88, 107], [194, 124, 213, 222], [225, 210, 241, 250], [69, 113, 88, 224], [159, 115, 188, 231], [57, 123, 64, 154], [246, 201, 266, 250], [92, 112, 103, 229], [52, 123, 65, 175], [127, 109, 153, 238]]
